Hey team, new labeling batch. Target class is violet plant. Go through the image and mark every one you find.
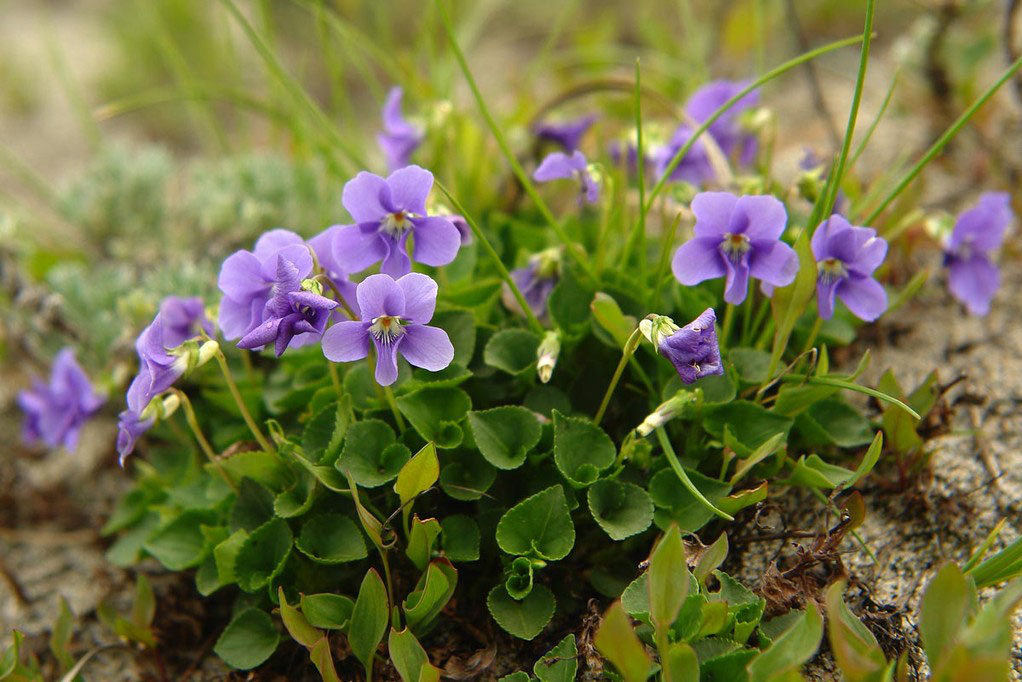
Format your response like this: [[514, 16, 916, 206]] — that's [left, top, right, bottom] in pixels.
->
[[10, 1, 1022, 680]]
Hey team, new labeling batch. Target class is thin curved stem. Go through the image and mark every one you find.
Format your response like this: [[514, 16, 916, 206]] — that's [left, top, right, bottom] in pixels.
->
[[215, 350, 272, 451], [173, 389, 237, 491], [435, 180, 546, 334], [594, 328, 643, 426]]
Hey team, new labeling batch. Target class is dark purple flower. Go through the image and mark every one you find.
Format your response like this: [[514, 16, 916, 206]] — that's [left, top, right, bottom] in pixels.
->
[[17, 348, 104, 450], [330, 166, 460, 278], [126, 296, 214, 415], [672, 192, 797, 305], [811, 215, 888, 321], [218, 229, 315, 341], [308, 226, 358, 309], [685, 80, 759, 165], [504, 249, 561, 320], [641, 309, 723, 384], [237, 257, 338, 357], [534, 114, 597, 151], [533, 151, 601, 204], [116, 410, 153, 465], [944, 192, 1013, 316], [377, 87, 423, 172], [322, 273, 454, 386]]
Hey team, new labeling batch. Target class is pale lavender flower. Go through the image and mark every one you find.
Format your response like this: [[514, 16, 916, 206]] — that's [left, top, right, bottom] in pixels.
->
[[653, 126, 716, 185], [18, 348, 104, 450], [811, 215, 888, 321], [322, 273, 454, 386], [308, 225, 358, 308], [944, 192, 1014, 316], [329, 166, 460, 278], [218, 229, 315, 341], [685, 80, 759, 165], [534, 114, 597, 151], [533, 151, 600, 204], [641, 310, 723, 384], [377, 87, 423, 172], [125, 296, 214, 415], [503, 249, 561, 319], [672, 192, 797, 305], [236, 258, 338, 357], [116, 410, 153, 465]]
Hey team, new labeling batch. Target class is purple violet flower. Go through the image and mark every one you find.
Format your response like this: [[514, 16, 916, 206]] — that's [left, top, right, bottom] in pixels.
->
[[504, 249, 561, 320], [534, 114, 597, 151], [218, 229, 316, 341], [533, 151, 601, 204], [377, 86, 424, 172], [236, 259, 338, 357], [944, 192, 1014, 316], [810, 215, 888, 321], [118, 297, 213, 464], [125, 296, 215, 415], [17, 348, 104, 450], [308, 226, 359, 309], [116, 410, 153, 465], [321, 273, 454, 386], [641, 309, 724, 384], [672, 192, 797, 305], [653, 125, 716, 186], [685, 80, 760, 165], [330, 166, 461, 278]]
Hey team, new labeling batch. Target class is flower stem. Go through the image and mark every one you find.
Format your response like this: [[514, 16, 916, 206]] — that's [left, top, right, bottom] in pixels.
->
[[173, 389, 237, 491], [801, 316, 823, 354], [328, 362, 342, 396], [720, 303, 737, 348], [215, 350, 272, 452], [435, 180, 545, 335], [594, 328, 644, 426], [383, 385, 406, 431]]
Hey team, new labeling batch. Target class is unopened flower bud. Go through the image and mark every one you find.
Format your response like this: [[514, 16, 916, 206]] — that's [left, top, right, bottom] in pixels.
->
[[536, 331, 561, 383], [639, 314, 681, 351], [160, 393, 181, 419], [636, 390, 700, 437], [197, 340, 220, 367], [301, 277, 324, 296]]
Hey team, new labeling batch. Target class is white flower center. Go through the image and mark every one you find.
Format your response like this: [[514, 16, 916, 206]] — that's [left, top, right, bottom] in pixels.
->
[[380, 211, 414, 236], [818, 257, 848, 283], [720, 232, 751, 262], [369, 315, 405, 344]]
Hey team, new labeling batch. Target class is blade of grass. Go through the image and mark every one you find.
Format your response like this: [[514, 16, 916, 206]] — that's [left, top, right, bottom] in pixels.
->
[[655, 428, 733, 520], [846, 69, 899, 172], [632, 60, 648, 301], [811, 0, 875, 230], [862, 53, 1022, 225], [43, 14, 102, 151], [435, 180, 545, 335], [643, 34, 865, 219], [218, 0, 365, 173], [435, 0, 596, 282]]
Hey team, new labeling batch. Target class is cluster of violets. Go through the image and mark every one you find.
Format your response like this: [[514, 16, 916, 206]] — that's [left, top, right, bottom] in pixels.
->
[[17, 81, 1016, 464]]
